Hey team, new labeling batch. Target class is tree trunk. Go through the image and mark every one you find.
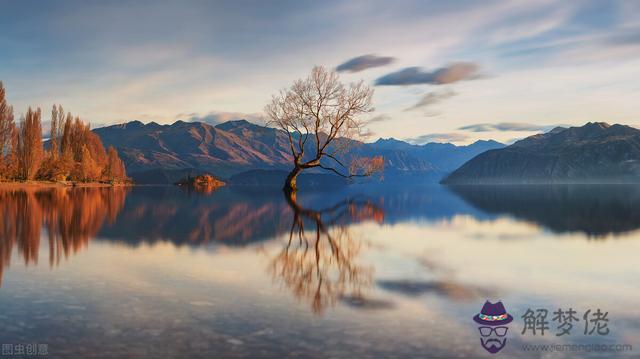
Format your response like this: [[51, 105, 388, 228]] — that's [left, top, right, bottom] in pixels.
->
[[283, 166, 302, 193]]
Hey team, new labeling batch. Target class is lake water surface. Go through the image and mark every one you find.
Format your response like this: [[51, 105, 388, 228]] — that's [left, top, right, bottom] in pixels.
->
[[0, 184, 638, 358]]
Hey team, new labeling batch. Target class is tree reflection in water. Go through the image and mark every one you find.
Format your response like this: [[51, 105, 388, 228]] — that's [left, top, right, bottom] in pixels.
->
[[268, 191, 384, 314], [0, 184, 387, 311], [0, 187, 128, 286]]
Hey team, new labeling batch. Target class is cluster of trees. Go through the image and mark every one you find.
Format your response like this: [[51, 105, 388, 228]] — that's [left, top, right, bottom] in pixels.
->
[[0, 82, 127, 183]]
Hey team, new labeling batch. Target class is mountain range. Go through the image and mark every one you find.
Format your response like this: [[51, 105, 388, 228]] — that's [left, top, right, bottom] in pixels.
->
[[443, 122, 640, 184], [93, 119, 504, 184]]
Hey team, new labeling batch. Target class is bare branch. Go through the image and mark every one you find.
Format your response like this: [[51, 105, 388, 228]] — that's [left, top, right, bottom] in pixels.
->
[[264, 66, 379, 191]]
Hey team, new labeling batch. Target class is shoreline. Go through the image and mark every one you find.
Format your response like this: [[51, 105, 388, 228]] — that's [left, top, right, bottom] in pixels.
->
[[0, 181, 133, 188]]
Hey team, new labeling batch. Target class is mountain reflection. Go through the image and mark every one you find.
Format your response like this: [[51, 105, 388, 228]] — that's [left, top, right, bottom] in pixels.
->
[[0, 187, 128, 286], [267, 192, 383, 314], [98, 187, 294, 244], [97, 187, 390, 245], [447, 185, 640, 237], [3, 183, 640, 288]]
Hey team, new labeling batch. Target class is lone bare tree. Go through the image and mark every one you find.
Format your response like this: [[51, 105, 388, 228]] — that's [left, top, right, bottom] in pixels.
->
[[265, 66, 383, 193]]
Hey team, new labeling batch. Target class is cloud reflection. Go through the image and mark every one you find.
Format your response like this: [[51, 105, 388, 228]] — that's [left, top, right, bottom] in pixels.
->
[[377, 279, 493, 301]]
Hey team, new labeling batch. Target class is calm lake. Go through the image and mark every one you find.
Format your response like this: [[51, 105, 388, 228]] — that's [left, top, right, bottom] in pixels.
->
[[0, 184, 638, 358]]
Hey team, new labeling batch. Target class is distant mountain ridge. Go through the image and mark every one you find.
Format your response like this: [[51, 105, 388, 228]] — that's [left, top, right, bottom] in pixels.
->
[[94, 119, 292, 177], [443, 122, 640, 184], [93, 119, 504, 183], [373, 138, 504, 172]]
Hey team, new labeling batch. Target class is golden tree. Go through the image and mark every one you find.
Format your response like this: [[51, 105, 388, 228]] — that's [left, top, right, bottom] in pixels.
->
[[58, 113, 75, 178], [17, 107, 43, 180], [104, 146, 127, 183], [5, 125, 19, 179], [0, 82, 15, 178], [265, 66, 382, 193], [49, 104, 65, 160], [78, 145, 100, 181]]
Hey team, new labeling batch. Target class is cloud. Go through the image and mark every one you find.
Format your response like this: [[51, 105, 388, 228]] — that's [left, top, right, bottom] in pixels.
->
[[505, 137, 525, 145], [404, 90, 456, 111], [366, 114, 391, 124], [377, 279, 493, 300], [458, 122, 568, 132], [375, 62, 480, 86], [486, 4, 573, 45], [175, 111, 266, 125], [605, 30, 640, 47], [405, 132, 469, 144], [41, 120, 108, 136], [339, 295, 395, 310], [336, 54, 395, 73]]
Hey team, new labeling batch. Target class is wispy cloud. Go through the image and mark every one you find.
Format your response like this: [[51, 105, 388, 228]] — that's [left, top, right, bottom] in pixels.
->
[[603, 30, 640, 47], [336, 54, 395, 73], [375, 62, 480, 86], [406, 132, 468, 144], [404, 90, 456, 111], [458, 122, 567, 132], [366, 114, 391, 124], [486, 4, 574, 45]]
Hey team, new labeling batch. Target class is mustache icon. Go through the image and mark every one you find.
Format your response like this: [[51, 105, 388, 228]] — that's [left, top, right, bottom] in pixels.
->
[[482, 338, 505, 348], [480, 336, 507, 353]]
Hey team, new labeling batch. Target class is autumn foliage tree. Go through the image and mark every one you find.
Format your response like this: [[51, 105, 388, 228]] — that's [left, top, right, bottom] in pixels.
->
[[0, 82, 16, 179], [17, 107, 44, 180], [0, 82, 128, 183], [104, 146, 126, 183], [38, 104, 68, 180]]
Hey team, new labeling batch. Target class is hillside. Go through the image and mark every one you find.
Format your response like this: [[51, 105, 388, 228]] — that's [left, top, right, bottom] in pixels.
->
[[442, 122, 640, 184], [93, 120, 292, 178], [373, 138, 504, 172], [94, 119, 504, 182]]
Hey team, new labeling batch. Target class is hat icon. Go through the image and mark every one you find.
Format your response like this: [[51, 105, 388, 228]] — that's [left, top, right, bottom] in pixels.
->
[[473, 300, 513, 326]]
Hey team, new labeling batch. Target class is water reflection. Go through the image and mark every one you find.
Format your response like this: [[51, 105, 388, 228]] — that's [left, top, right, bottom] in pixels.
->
[[97, 187, 389, 246], [0, 184, 639, 357], [3, 184, 640, 286], [267, 192, 383, 314], [377, 279, 493, 301], [447, 185, 640, 237], [0, 187, 128, 286], [98, 187, 293, 245]]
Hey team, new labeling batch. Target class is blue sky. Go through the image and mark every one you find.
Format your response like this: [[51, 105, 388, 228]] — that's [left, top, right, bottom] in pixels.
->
[[1, 0, 639, 144]]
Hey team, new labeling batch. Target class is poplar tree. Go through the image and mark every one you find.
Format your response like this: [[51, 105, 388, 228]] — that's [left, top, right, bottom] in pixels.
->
[[0, 82, 15, 178], [17, 107, 43, 180]]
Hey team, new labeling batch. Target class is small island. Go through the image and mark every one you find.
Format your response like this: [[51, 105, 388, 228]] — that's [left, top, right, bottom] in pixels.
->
[[175, 174, 225, 193]]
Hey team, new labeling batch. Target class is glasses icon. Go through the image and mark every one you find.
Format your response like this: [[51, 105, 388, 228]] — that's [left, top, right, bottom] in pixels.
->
[[478, 326, 508, 337]]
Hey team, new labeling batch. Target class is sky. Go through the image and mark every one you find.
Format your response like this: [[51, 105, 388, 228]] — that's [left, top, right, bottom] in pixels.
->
[[1, 0, 639, 144]]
